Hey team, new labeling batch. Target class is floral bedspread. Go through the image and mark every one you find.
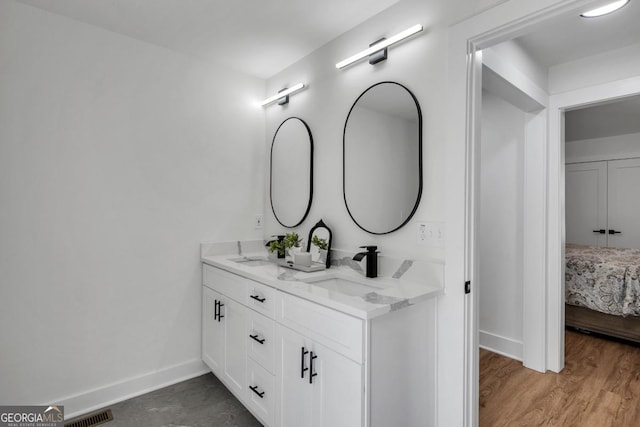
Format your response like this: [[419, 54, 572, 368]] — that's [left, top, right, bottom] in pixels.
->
[[565, 244, 640, 317]]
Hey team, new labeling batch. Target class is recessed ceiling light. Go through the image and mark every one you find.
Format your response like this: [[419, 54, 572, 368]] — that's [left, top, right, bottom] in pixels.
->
[[580, 0, 630, 18]]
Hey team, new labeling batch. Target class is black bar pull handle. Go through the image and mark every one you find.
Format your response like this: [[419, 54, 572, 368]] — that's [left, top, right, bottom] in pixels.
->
[[309, 352, 318, 384], [217, 301, 224, 321], [249, 385, 265, 398], [250, 294, 266, 303], [249, 334, 265, 344], [301, 347, 309, 379], [593, 229, 606, 234], [214, 300, 219, 321], [609, 229, 622, 234]]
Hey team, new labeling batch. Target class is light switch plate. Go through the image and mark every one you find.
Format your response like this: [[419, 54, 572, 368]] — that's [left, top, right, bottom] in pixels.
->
[[416, 221, 445, 248]]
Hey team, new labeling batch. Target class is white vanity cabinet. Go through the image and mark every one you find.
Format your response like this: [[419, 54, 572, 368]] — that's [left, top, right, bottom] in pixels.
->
[[202, 264, 277, 426], [201, 260, 433, 427], [201, 285, 247, 398]]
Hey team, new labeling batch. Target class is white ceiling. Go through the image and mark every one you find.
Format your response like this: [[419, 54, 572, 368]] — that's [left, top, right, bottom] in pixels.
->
[[507, 1, 640, 142], [17, 0, 400, 79], [516, 0, 640, 68]]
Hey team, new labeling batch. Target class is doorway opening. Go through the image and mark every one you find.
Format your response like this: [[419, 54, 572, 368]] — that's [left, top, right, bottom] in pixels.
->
[[450, 0, 640, 425]]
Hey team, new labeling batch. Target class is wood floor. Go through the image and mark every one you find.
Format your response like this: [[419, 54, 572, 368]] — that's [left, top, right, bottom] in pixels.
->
[[479, 330, 640, 426]]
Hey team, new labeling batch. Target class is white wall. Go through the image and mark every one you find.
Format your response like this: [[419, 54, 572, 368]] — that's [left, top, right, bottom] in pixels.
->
[[0, 1, 265, 415], [484, 40, 549, 94], [262, 0, 480, 260], [566, 132, 640, 163], [262, 1, 508, 424], [549, 42, 640, 94], [478, 90, 525, 360]]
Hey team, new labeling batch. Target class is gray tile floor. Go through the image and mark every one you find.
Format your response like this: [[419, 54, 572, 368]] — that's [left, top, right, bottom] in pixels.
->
[[67, 373, 263, 427]]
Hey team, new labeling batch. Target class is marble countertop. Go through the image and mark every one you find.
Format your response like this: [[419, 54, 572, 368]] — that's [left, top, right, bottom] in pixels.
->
[[201, 241, 444, 320]]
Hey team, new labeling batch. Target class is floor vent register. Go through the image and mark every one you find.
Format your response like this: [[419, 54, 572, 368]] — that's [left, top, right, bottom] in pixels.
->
[[64, 409, 113, 427]]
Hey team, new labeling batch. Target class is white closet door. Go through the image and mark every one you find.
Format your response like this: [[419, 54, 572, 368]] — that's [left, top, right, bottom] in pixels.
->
[[607, 158, 640, 249], [565, 162, 607, 246]]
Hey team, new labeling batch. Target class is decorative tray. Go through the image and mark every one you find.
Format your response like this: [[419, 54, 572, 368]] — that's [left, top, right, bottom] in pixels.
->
[[276, 259, 326, 272]]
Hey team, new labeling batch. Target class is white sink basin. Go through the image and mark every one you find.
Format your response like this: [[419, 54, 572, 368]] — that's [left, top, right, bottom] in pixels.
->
[[228, 256, 272, 267], [301, 275, 388, 297]]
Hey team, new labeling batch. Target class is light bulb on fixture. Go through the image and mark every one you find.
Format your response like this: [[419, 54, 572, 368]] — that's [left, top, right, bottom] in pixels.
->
[[261, 83, 306, 107], [336, 24, 423, 69], [580, 0, 629, 17]]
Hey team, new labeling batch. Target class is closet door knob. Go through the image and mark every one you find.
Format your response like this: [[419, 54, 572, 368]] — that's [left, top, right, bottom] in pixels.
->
[[592, 229, 606, 234], [609, 229, 621, 234]]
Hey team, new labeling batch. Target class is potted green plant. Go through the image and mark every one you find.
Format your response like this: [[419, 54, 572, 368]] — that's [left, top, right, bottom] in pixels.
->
[[268, 233, 303, 260], [283, 232, 303, 260]]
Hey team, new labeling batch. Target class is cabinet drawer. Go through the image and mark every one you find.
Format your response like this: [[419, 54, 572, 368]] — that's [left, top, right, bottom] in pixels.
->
[[246, 281, 277, 319], [246, 357, 275, 427], [277, 293, 364, 363], [246, 310, 275, 374], [203, 264, 246, 303]]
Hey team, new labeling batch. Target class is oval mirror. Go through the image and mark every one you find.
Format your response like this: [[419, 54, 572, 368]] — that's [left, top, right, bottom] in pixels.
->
[[343, 82, 422, 234], [270, 117, 313, 228]]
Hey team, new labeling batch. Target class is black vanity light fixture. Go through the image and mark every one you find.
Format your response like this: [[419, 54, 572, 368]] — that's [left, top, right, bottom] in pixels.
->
[[261, 83, 306, 107], [580, 0, 629, 17], [335, 24, 423, 69]]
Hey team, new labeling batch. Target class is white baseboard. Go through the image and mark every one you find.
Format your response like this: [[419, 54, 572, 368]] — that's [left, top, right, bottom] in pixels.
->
[[58, 358, 209, 420], [479, 330, 523, 361]]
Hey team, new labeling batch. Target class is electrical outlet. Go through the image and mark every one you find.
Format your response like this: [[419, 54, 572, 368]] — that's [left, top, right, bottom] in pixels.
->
[[417, 222, 429, 245], [254, 214, 264, 229]]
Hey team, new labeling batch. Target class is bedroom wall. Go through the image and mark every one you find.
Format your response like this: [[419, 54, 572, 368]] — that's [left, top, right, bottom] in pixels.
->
[[0, 0, 265, 416], [566, 132, 640, 164], [479, 90, 525, 360], [476, 38, 547, 363]]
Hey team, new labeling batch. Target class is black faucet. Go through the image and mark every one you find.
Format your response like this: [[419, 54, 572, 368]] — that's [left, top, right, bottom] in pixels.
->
[[353, 246, 379, 278]]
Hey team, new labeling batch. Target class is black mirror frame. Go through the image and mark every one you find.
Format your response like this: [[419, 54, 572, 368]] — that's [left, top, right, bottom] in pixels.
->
[[270, 117, 314, 228], [306, 219, 332, 269], [342, 81, 423, 235]]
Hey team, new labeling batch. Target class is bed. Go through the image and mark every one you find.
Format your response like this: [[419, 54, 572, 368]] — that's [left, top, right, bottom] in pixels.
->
[[565, 243, 640, 343]]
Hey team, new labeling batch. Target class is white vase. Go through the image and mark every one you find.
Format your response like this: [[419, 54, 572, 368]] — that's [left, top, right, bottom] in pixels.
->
[[287, 246, 301, 262], [318, 249, 328, 265]]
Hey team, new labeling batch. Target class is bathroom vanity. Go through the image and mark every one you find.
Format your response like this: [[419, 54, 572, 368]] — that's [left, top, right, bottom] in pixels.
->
[[201, 240, 443, 427]]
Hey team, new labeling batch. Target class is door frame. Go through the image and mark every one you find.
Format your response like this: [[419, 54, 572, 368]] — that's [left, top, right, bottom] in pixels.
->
[[446, 1, 604, 425], [547, 75, 640, 374]]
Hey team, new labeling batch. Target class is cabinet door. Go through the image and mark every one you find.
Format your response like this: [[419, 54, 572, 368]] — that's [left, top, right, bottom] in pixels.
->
[[310, 340, 363, 427], [276, 325, 363, 427], [276, 325, 313, 427], [607, 158, 640, 249], [565, 162, 607, 246], [202, 286, 224, 374], [221, 296, 247, 397]]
